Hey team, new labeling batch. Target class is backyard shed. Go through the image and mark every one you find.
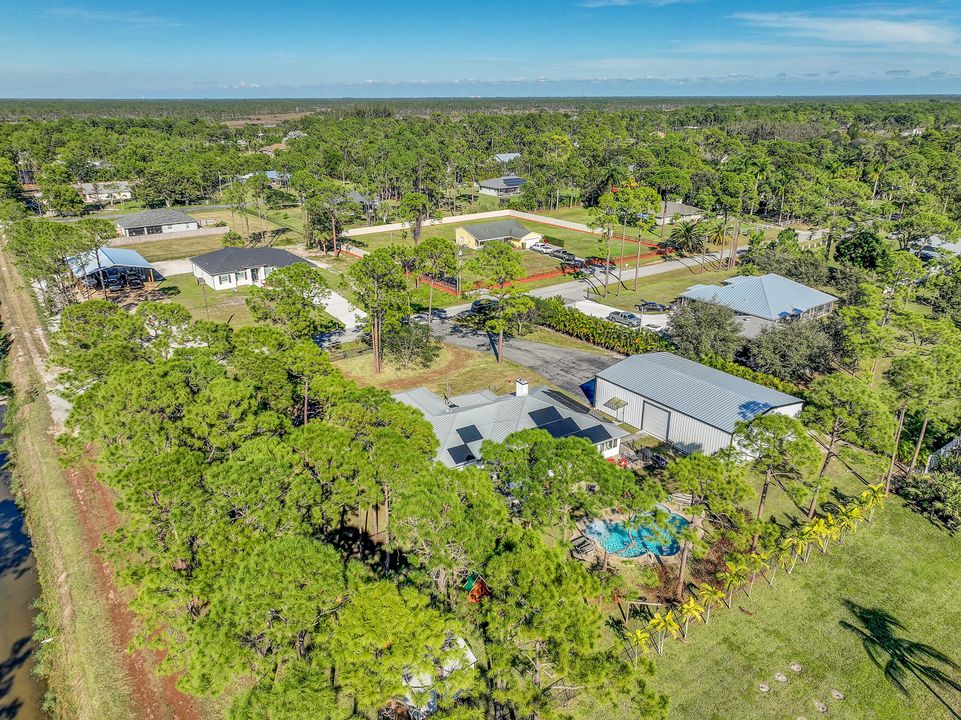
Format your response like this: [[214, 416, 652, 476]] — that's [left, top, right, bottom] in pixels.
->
[[593, 352, 803, 454]]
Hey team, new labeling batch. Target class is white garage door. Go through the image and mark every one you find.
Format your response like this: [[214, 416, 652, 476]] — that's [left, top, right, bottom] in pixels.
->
[[642, 402, 670, 439]]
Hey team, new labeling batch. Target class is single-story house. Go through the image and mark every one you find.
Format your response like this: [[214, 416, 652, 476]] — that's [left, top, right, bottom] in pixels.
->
[[237, 170, 289, 186], [917, 235, 961, 262], [190, 247, 306, 290], [454, 219, 542, 250], [478, 174, 526, 197], [66, 247, 162, 282], [654, 201, 704, 226], [115, 209, 200, 238], [494, 152, 521, 164], [257, 143, 287, 156], [283, 130, 307, 142], [679, 273, 837, 339], [593, 352, 803, 455], [75, 181, 133, 205], [395, 380, 628, 469], [347, 190, 379, 214]]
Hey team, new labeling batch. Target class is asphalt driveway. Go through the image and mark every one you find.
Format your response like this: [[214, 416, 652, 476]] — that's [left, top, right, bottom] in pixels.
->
[[433, 322, 621, 399]]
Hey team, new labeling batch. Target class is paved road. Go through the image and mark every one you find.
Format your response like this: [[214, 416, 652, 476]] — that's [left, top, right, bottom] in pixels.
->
[[432, 322, 621, 398]]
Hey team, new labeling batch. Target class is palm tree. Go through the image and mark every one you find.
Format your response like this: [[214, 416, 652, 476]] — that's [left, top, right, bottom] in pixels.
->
[[746, 552, 769, 596], [718, 559, 748, 607], [837, 503, 864, 541], [703, 218, 729, 268], [678, 597, 705, 639], [696, 583, 725, 624], [669, 220, 707, 272], [647, 611, 681, 655], [800, 523, 820, 563], [629, 628, 653, 666], [860, 483, 886, 522], [781, 532, 807, 574], [768, 547, 792, 586]]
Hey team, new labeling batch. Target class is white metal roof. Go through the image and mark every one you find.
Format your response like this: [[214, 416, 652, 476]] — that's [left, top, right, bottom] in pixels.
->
[[595, 352, 802, 434], [680, 273, 837, 321]]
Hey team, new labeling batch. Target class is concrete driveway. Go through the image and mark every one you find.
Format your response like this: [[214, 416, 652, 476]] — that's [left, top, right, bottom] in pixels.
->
[[433, 322, 621, 399], [152, 258, 193, 277]]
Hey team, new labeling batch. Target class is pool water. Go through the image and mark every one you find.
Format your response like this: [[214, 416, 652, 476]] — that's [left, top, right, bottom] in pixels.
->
[[583, 506, 689, 558]]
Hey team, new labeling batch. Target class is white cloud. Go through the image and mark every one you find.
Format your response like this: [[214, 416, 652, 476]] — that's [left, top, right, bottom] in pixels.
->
[[46, 6, 181, 28], [733, 11, 958, 46]]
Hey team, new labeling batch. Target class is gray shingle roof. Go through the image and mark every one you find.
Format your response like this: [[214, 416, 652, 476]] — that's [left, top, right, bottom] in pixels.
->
[[478, 174, 526, 190], [394, 386, 627, 468], [680, 273, 837, 321], [461, 219, 536, 243], [77, 181, 131, 194], [595, 352, 802, 434], [115, 209, 198, 229], [190, 247, 307, 275], [494, 152, 520, 163], [656, 201, 703, 218]]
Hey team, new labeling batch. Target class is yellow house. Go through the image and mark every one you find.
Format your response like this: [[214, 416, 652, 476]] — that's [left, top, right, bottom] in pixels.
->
[[455, 219, 543, 250]]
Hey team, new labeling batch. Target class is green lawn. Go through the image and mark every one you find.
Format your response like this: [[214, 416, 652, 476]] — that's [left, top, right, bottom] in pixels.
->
[[133, 235, 233, 263], [334, 343, 553, 396], [585, 264, 738, 310], [155, 274, 257, 326], [641, 498, 961, 720]]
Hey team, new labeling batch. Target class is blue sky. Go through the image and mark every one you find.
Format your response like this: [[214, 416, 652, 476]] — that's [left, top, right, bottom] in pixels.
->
[[2, 0, 960, 97]]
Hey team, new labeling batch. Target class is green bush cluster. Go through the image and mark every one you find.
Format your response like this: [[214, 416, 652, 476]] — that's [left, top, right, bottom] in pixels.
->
[[533, 297, 669, 355]]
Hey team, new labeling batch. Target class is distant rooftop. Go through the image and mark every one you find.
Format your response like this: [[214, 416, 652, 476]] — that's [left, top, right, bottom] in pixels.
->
[[478, 174, 526, 191], [655, 201, 703, 219], [461, 219, 535, 243], [494, 152, 520, 163], [115, 209, 197, 229], [680, 273, 837, 322]]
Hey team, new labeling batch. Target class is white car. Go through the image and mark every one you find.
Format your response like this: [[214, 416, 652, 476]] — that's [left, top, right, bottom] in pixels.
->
[[531, 242, 561, 255]]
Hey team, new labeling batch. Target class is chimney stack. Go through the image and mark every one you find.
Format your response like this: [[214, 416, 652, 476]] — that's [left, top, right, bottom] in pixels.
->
[[515, 378, 528, 397]]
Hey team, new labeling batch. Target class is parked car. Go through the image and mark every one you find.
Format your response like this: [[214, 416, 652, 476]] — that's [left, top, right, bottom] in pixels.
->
[[127, 276, 145, 290], [607, 310, 643, 328], [635, 300, 670, 313], [470, 298, 498, 314], [550, 248, 575, 262], [533, 242, 562, 255], [105, 278, 125, 292]]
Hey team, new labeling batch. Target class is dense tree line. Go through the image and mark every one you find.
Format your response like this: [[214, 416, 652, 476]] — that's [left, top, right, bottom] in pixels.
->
[[52, 299, 667, 719]]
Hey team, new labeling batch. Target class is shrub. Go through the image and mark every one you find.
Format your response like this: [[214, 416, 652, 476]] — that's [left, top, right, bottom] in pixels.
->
[[699, 353, 802, 396], [532, 297, 669, 355], [898, 458, 961, 531]]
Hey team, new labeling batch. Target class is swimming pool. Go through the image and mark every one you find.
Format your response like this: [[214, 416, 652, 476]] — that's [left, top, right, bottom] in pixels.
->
[[583, 505, 689, 558]]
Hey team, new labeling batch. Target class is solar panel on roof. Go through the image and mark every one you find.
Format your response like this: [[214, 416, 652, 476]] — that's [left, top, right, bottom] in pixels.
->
[[448, 444, 476, 465], [503, 177, 525, 187], [529, 406, 563, 427], [456, 425, 483, 443], [541, 417, 580, 439], [571, 425, 612, 443]]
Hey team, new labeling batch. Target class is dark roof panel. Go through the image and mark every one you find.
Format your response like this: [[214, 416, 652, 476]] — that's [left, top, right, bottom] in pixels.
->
[[115, 209, 197, 228], [447, 444, 476, 465], [529, 406, 563, 427], [571, 425, 612, 443], [456, 425, 483, 444], [541, 417, 580, 439]]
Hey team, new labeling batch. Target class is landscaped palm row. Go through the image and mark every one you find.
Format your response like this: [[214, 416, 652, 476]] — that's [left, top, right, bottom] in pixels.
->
[[625, 484, 886, 657], [533, 297, 669, 354]]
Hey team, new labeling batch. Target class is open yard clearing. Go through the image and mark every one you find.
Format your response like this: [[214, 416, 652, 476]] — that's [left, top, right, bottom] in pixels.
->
[[587, 264, 738, 310], [155, 274, 256, 325], [334, 343, 552, 396]]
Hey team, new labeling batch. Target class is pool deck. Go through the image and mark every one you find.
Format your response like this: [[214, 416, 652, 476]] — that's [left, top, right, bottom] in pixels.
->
[[575, 501, 703, 566]]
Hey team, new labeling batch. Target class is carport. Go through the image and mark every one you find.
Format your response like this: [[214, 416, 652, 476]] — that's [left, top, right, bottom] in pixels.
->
[[67, 247, 163, 284]]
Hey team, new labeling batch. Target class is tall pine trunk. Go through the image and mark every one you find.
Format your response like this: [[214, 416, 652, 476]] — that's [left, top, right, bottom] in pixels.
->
[[885, 407, 906, 493], [751, 468, 772, 551], [907, 414, 929, 476]]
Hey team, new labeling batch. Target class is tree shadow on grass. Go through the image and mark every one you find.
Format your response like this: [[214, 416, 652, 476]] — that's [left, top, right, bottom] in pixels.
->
[[840, 599, 961, 719]]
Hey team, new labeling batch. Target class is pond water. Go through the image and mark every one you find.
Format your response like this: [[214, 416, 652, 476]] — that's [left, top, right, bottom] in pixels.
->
[[1, 403, 47, 719]]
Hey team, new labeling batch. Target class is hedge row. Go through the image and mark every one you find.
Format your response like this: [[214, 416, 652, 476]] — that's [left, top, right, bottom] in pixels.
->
[[699, 353, 803, 396], [532, 297, 669, 355]]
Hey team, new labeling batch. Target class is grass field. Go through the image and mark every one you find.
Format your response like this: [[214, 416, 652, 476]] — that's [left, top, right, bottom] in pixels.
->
[[334, 344, 551, 396], [576, 436, 961, 720], [156, 274, 257, 326], [587, 264, 738, 310]]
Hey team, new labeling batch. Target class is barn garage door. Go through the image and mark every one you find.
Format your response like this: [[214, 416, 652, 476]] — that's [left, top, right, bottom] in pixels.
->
[[642, 402, 670, 439]]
